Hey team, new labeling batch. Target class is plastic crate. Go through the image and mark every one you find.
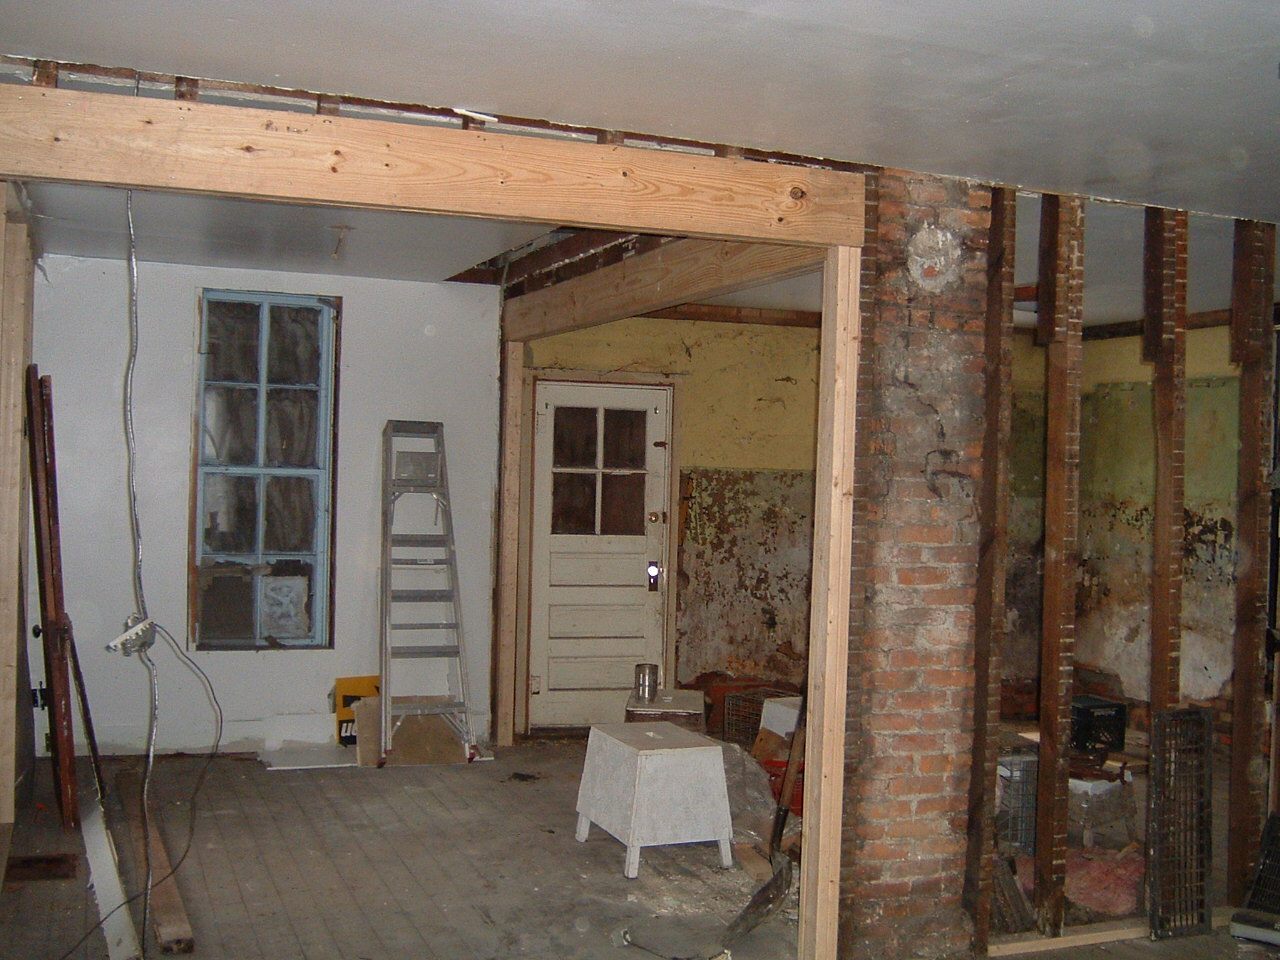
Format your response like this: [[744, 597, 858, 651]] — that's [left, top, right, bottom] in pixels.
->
[[1071, 695, 1126, 752]]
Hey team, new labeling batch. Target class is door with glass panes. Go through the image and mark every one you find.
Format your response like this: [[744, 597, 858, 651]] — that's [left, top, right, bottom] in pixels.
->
[[528, 381, 671, 726]]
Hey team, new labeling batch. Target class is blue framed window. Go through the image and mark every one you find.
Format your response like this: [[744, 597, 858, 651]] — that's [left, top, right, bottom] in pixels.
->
[[193, 291, 339, 649]]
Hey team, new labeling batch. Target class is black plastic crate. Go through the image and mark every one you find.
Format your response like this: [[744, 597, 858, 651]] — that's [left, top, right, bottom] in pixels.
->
[[1071, 695, 1126, 752]]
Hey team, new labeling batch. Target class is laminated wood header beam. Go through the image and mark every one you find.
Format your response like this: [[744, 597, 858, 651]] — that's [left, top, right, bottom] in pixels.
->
[[502, 238, 825, 341], [0, 86, 864, 247]]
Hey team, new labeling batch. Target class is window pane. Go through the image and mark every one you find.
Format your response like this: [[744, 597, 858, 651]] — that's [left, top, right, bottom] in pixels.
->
[[553, 406, 597, 468], [197, 563, 256, 643], [205, 300, 260, 383], [202, 474, 258, 554], [266, 388, 319, 467], [268, 305, 321, 386], [202, 385, 258, 465], [603, 408, 646, 469], [601, 473, 645, 535], [264, 476, 316, 553], [552, 472, 595, 534], [260, 563, 313, 639]]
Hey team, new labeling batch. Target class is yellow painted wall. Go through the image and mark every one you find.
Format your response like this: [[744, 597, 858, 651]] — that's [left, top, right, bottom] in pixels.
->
[[527, 316, 820, 470], [1012, 325, 1236, 391]]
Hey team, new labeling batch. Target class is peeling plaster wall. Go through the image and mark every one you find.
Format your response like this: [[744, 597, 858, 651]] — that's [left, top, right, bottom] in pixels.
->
[[1006, 326, 1239, 703], [529, 317, 820, 682]]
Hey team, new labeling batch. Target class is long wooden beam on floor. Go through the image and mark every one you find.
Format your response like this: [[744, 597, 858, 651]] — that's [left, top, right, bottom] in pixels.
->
[[965, 185, 1016, 952], [1228, 218, 1276, 905], [0, 85, 864, 247], [502, 238, 825, 341], [799, 245, 860, 960], [1033, 194, 1085, 939], [1144, 207, 1188, 712], [0, 182, 33, 841], [115, 769, 194, 953]]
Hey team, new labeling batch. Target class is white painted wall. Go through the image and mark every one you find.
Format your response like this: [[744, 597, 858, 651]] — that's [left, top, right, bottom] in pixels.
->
[[29, 255, 500, 753]]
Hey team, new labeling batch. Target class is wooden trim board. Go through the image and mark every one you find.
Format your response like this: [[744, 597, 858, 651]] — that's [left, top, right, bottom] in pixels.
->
[[0, 85, 864, 247]]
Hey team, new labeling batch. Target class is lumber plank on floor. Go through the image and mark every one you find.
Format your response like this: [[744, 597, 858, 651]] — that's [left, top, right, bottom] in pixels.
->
[[115, 769, 193, 953]]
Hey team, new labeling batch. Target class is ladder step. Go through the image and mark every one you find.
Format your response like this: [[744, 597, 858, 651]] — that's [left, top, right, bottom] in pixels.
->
[[391, 621, 459, 631], [391, 481, 445, 493], [391, 558, 451, 566], [390, 645, 461, 659], [390, 699, 466, 718], [391, 534, 449, 547], [391, 589, 454, 603]]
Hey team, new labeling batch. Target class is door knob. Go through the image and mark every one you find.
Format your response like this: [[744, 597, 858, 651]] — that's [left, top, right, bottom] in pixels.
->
[[646, 561, 661, 591]]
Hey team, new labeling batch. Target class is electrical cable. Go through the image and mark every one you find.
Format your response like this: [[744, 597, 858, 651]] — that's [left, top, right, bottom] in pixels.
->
[[137, 645, 160, 953], [53, 637, 222, 960], [123, 188, 147, 620]]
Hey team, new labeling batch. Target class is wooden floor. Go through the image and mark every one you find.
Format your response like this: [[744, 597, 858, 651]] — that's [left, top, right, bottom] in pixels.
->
[[0, 741, 1271, 960], [0, 741, 795, 960]]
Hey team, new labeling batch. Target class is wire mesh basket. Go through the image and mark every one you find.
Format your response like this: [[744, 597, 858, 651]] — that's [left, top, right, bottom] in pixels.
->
[[722, 688, 791, 747], [996, 751, 1038, 856]]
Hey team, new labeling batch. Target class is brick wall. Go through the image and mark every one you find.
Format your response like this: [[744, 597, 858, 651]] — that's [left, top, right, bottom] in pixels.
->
[[841, 168, 991, 958]]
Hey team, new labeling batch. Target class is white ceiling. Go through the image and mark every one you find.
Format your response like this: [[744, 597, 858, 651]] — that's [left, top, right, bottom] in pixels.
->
[[3, 0, 1277, 320]]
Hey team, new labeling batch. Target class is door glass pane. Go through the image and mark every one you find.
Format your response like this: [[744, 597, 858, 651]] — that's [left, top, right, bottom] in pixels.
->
[[552, 472, 595, 534], [601, 473, 645, 535], [260, 563, 313, 639], [265, 387, 319, 467], [264, 476, 316, 552], [603, 408, 646, 469], [205, 300, 260, 383], [202, 385, 258, 465], [268, 305, 322, 386], [553, 406, 597, 468], [202, 474, 258, 554], [197, 563, 256, 642]]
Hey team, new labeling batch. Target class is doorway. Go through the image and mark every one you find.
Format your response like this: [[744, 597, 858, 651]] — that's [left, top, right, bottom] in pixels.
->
[[527, 380, 673, 726]]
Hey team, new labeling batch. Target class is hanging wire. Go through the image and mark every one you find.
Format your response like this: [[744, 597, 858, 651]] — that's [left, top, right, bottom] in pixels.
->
[[124, 189, 147, 620]]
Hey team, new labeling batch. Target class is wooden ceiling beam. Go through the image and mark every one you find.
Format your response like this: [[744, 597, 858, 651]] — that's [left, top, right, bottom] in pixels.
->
[[0, 86, 864, 246], [640, 302, 821, 327], [502, 238, 825, 341]]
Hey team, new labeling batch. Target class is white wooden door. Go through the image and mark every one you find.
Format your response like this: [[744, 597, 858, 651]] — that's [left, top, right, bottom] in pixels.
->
[[529, 381, 671, 726]]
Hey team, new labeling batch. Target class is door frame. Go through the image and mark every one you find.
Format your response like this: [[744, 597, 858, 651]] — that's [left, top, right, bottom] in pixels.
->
[[514, 369, 681, 733], [0, 84, 862, 959]]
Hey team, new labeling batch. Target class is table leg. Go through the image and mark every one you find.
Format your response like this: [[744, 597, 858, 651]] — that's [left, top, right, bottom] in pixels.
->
[[718, 838, 733, 869], [576, 813, 591, 842], [625, 844, 641, 879]]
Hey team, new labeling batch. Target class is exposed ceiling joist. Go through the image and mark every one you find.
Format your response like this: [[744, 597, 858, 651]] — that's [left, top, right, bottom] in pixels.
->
[[640, 302, 820, 328], [501, 238, 825, 341]]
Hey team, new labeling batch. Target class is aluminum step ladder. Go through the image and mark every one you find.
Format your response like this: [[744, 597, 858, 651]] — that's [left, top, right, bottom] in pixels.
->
[[379, 420, 475, 760]]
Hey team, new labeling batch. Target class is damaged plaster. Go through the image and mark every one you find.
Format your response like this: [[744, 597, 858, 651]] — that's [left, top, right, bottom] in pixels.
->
[[676, 468, 814, 687]]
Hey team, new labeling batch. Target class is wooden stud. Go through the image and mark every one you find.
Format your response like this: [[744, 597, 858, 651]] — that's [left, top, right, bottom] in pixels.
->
[[502, 238, 825, 341], [173, 77, 200, 102], [1229, 219, 1276, 905], [0, 85, 865, 247], [1033, 194, 1085, 937], [30, 61, 58, 88], [0, 184, 34, 838], [798, 245, 860, 960], [1144, 207, 1188, 712], [316, 95, 342, 117], [493, 341, 528, 747], [965, 186, 1016, 952]]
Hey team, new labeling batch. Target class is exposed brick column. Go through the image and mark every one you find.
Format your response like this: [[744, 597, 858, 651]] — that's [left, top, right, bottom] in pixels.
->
[[840, 168, 990, 959], [1144, 207, 1188, 712], [1228, 219, 1276, 905], [963, 186, 1016, 952], [1032, 195, 1085, 937]]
